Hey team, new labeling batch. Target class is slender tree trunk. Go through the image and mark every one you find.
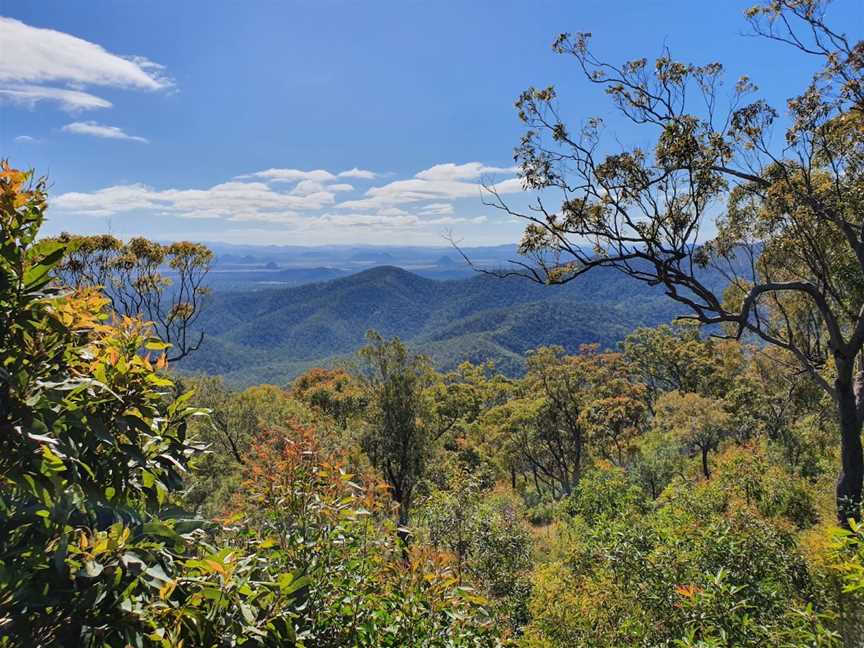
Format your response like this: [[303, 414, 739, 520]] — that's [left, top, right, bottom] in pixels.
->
[[560, 469, 572, 497], [701, 446, 711, 480], [835, 375, 863, 526], [532, 466, 543, 497], [397, 497, 411, 545]]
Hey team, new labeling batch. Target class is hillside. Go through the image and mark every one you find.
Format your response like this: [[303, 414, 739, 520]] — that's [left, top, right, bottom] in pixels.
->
[[180, 265, 702, 385]]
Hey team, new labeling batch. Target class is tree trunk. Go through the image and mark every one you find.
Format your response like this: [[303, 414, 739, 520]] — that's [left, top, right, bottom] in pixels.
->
[[836, 376, 864, 526], [532, 466, 543, 497], [397, 497, 411, 546], [701, 446, 711, 480]]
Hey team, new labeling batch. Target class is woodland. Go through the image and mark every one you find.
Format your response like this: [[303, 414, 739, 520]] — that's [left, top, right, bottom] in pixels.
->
[[2, 1, 864, 646]]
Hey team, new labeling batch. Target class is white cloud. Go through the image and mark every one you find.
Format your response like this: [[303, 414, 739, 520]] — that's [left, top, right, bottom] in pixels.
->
[[288, 180, 353, 196], [0, 84, 112, 111], [13, 135, 37, 144], [53, 183, 162, 216], [0, 17, 171, 112], [316, 212, 420, 229], [420, 202, 455, 215], [312, 210, 485, 230], [245, 168, 337, 183], [415, 162, 516, 182], [338, 167, 378, 179], [53, 180, 336, 222], [52, 161, 523, 232], [338, 161, 522, 211], [488, 177, 524, 194], [62, 121, 148, 143], [289, 180, 326, 196]]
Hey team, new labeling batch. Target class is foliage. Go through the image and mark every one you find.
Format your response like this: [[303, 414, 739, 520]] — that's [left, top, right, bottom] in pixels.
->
[[356, 331, 435, 533], [182, 375, 314, 515], [621, 323, 741, 404], [417, 470, 533, 633], [0, 165, 268, 645], [479, 346, 646, 500], [52, 232, 213, 362], [485, 0, 864, 524], [291, 367, 367, 428], [653, 391, 732, 479], [226, 425, 502, 647], [525, 476, 837, 647]]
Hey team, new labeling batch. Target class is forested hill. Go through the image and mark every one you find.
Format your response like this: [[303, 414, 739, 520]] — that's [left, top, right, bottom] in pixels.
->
[[179, 264, 721, 386]]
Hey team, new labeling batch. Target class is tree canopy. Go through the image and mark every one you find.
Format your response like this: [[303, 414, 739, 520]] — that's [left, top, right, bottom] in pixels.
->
[[470, 0, 864, 525]]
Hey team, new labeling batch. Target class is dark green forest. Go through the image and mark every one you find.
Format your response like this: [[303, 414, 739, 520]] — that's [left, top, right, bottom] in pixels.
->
[[178, 264, 693, 385], [3, 1, 864, 646]]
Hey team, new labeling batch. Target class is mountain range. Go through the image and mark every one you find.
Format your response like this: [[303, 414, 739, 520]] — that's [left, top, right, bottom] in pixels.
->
[[179, 263, 710, 387], [192, 243, 523, 291]]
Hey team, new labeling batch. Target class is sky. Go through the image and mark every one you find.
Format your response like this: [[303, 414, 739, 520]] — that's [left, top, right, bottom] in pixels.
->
[[1, 0, 861, 246]]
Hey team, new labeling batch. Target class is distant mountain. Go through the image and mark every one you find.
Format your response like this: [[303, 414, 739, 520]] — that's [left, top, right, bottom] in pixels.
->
[[349, 250, 395, 263], [203, 266, 348, 291], [179, 264, 715, 387]]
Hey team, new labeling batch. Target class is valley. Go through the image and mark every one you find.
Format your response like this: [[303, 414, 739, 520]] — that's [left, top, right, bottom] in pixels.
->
[[180, 261, 698, 386]]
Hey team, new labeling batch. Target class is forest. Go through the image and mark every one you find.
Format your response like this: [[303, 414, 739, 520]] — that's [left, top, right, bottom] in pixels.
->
[[3, 0, 864, 646]]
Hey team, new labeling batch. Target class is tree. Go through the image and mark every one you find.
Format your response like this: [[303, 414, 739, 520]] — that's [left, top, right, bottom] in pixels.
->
[[356, 331, 433, 542], [468, 0, 864, 524], [291, 367, 368, 428], [578, 352, 647, 466], [52, 232, 212, 361], [481, 345, 645, 498], [654, 391, 732, 479], [189, 377, 306, 465], [621, 323, 743, 405], [0, 164, 204, 643], [483, 347, 590, 498], [183, 376, 312, 514]]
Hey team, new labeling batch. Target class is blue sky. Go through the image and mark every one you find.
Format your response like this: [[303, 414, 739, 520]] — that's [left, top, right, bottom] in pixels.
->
[[1, 1, 860, 245]]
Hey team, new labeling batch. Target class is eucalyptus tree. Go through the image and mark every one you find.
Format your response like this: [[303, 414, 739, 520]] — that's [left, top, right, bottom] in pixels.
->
[[472, 1, 864, 523], [356, 331, 433, 542], [52, 233, 212, 361]]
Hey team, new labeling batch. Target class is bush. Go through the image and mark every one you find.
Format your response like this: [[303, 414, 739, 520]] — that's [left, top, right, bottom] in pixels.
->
[[523, 476, 834, 647], [230, 426, 503, 646], [417, 470, 532, 635]]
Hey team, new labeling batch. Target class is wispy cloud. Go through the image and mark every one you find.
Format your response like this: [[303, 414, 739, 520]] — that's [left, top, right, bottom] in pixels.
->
[[419, 202, 455, 215], [0, 84, 112, 111], [243, 167, 380, 183], [338, 161, 520, 211], [0, 17, 172, 112], [53, 161, 523, 235], [13, 134, 38, 144], [338, 167, 378, 179], [62, 121, 148, 143], [244, 168, 338, 183]]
